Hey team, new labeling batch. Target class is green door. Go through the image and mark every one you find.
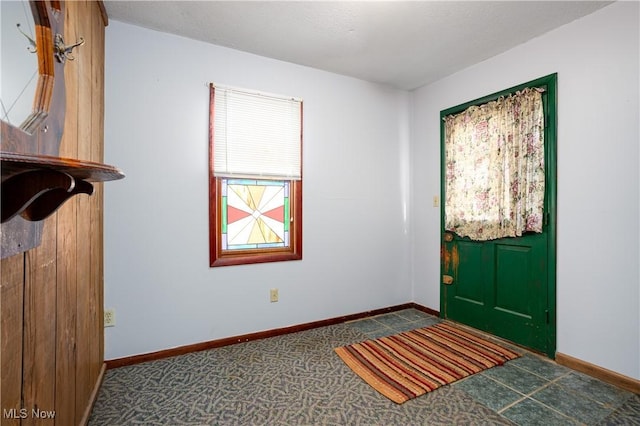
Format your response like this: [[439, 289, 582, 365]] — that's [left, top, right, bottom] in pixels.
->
[[440, 75, 556, 358], [442, 231, 549, 353]]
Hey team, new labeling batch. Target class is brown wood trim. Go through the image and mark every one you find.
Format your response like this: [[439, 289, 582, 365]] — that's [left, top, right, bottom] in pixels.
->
[[556, 352, 640, 394], [208, 84, 218, 266], [79, 363, 106, 426], [105, 303, 439, 369], [409, 303, 440, 317], [97, 1, 108, 27]]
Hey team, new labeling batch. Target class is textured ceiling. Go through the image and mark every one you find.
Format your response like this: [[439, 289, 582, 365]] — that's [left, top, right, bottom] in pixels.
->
[[104, 1, 612, 90]]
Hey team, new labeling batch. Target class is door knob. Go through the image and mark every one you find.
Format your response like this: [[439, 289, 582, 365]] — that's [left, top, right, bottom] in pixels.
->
[[443, 275, 454, 285], [444, 232, 454, 242]]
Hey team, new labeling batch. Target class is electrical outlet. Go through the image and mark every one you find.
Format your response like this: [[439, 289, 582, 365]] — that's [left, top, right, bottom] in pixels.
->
[[270, 288, 279, 303], [433, 195, 439, 207], [104, 308, 116, 327]]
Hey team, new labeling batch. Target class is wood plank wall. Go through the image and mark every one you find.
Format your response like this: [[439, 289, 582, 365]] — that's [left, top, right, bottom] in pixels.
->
[[1, 2, 107, 425]]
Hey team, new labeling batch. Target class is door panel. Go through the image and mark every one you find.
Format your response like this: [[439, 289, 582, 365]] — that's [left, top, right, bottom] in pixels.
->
[[455, 241, 484, 304], [443, 239, 484, 329], [443, 232, 548, 354], [495, 243, 533, 317], [489, 234, 547, 351]]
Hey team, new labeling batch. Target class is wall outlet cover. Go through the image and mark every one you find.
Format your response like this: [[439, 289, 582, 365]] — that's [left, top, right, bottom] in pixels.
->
[[104, 308, 116, 327]]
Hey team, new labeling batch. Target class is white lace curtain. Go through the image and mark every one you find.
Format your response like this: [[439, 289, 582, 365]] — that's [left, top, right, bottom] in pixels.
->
[[444, 88, 545, 241]]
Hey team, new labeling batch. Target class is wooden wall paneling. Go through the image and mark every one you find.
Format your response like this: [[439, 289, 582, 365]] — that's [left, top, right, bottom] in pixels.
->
[[0, 255, 24, 426], [0, 3, 106, 425], [54, 1, 81, 423], [74, 1, 97, 420], [88, 2, 107, 419], [22, 215, 57, 425], [89, 0, 106, 389]]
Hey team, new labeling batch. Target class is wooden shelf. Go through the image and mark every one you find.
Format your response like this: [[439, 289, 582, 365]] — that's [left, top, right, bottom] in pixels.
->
[[1, 151, 124, 223]]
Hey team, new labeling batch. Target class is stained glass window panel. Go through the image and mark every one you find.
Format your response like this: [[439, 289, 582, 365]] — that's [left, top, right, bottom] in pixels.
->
[[222, 179, 289, 251]]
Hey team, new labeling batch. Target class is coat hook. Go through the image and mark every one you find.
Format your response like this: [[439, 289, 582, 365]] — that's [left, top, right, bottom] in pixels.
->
[[16, 23, 37, 53], [54, 33, 85, 63]]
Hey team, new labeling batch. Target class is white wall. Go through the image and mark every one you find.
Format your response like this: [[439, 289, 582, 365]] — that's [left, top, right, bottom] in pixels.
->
[[104, 21, 412, 360], [411, 1, 639, 379], [105, 2, 639, 381]]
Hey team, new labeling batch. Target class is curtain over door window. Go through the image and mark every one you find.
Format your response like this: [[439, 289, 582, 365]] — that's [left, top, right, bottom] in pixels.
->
[[444, 87, 545, 241]]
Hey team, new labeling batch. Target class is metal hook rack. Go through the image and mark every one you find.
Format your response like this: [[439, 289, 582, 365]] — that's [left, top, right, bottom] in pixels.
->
[[16, 22, 37, 53], [54, 33, 85, 62]]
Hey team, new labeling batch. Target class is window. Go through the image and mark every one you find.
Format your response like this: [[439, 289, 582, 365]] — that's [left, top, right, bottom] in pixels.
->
[[209, 84, 302, 267]]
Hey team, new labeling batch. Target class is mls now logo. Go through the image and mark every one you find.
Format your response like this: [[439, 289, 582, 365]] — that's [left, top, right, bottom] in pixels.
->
[[4, 408, 56, 419]]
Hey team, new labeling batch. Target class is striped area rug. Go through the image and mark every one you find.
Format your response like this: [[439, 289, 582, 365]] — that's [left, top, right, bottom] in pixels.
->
[[335, 322, 520, 404]]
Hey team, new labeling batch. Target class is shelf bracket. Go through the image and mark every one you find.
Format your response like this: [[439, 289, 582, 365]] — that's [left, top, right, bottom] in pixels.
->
[[22, 178, 94, 221], [1, 169, 81, 223]]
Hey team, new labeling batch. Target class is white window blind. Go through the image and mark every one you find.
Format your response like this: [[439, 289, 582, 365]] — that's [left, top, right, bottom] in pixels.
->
[[213, 85, 302, 180]]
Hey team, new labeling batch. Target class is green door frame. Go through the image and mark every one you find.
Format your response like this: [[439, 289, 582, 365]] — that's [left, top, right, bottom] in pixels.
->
[[439, 73, 557, 358]]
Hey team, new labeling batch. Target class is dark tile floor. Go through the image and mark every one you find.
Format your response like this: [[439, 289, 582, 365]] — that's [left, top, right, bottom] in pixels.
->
[[346, 309, 640, 425]]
